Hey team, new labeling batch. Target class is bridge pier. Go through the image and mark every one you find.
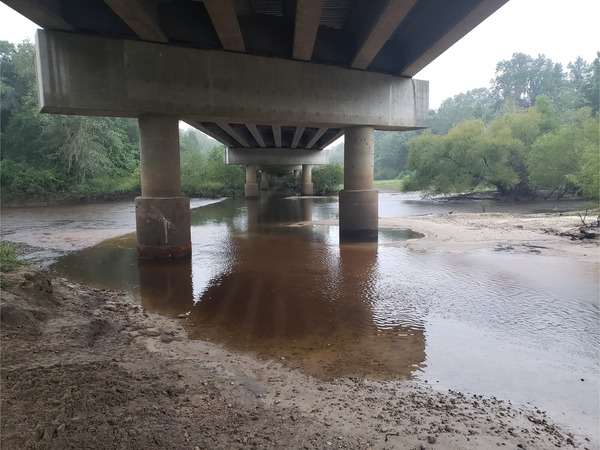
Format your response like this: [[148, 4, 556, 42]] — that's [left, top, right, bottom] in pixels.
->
[[135, 114, 191, 259], [260, 170, 269, 190], [245, 165, 260, 198], [301, 164, 314, 196], [339, 126, 378, 242]]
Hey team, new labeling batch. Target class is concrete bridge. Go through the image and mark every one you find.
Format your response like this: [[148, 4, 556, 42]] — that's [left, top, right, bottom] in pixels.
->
[[3, 0, 508, 256]]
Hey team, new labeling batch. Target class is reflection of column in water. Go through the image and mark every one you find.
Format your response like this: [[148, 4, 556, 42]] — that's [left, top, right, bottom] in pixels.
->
[[335, 242, 378, 325], [138, 257, 194, 317], [335, 242, 427, 380], [300, 197, 313, 222], [245, 197, 260, 232]]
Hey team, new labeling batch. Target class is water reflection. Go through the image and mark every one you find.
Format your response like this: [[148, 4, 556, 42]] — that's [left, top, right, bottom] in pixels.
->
[[45, 194, 598, 438], [184, 226, 425, 380], [139, 257, 194, 316]]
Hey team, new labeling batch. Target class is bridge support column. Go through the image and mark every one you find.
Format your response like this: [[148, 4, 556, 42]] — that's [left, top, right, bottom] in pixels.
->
[[339, 126, 378, 242], [260, 170, 269, 190], [135, 114, 191, 259], [245, 165, 259, 198], [301, 164, 313, 196]]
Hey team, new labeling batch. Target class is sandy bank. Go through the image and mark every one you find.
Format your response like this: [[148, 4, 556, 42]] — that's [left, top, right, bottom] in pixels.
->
[[1, 211, 598, 449]]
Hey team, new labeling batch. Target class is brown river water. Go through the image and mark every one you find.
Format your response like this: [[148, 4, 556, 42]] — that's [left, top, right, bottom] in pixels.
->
[[1, 192, 598, 440]]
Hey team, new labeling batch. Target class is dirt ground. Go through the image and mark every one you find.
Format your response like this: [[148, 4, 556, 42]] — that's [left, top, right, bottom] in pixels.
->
[[1, 211, 598, 449]]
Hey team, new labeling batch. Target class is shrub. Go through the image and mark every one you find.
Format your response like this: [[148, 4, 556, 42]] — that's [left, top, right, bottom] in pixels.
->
[[313, 163, 343, 195]]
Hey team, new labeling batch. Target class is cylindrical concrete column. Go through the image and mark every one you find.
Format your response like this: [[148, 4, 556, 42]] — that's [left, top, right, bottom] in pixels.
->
[[139, 114, 182, 197], [301, 164, 313, 196], [135, 114, 191, 259], [339, 126, 378, 242], [260, 170, 269, 190], [245, 165, 259, 198]]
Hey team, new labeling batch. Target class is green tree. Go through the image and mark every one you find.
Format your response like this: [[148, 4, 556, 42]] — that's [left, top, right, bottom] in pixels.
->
[[312, 163, 343, 195], [567, 115, 600, 200], [1, 40, 35, 131], [527, 123, 584, 194], [374, 131, 417, 180], [429, 88, 497, 135], [492, 53, 566, 110]]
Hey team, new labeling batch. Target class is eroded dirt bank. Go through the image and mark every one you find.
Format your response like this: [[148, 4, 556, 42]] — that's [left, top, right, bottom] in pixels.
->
[[1, 268, 596, 449]]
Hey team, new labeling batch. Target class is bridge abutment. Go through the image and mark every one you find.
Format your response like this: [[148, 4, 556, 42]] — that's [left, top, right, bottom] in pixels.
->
[[339, 126, 378, 242], [135, 114, 191, 259]]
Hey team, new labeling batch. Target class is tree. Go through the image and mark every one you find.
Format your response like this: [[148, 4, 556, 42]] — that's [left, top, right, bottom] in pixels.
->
[[312, 163, 343, 194], [429, 88, 496, 135], [492, 53, 566, 110], [567, 115, 600, 199], [1, 40, 35, 131], [374, 131, 416, 180], [527, 123, 584, 194], [567, 54, 600, 114]]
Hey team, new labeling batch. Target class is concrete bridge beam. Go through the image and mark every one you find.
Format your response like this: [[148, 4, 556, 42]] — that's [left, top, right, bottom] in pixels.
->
[[135, 114, 191, 259], [339, 126, 378, 242], [301, 164, 313, 196]]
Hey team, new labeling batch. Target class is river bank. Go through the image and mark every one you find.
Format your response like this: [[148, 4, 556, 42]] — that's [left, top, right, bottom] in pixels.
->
[[1, 211, 598, 449]]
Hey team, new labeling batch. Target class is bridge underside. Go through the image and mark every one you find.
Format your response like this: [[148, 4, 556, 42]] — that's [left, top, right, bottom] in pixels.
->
[[16, 0, 509, 256]]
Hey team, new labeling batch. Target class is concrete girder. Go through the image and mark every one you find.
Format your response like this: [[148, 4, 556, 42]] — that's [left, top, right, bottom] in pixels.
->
[[203, 0, 245, 52], [217, 122, 251, 147], [291, 127, 305, 149], [306, 128, 328, 149], [272, 125, 282, 147], [35, 29, 428, 130], [246, 124, 266, 148], [320, 129, 345, 149], [103, 0, 168, 43], [225, 148, 328, 166], [293, 0, 326, 61], [2, 0, 73, 31], [398, 0, 509, 77], [351, 0, 417, 70]]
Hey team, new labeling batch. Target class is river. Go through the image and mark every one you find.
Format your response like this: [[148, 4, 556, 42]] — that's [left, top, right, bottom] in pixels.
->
[[1, 192, 598, 441]]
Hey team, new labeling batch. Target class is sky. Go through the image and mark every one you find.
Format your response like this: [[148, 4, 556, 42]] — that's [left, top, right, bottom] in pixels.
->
[[1, 0, 599, 110]]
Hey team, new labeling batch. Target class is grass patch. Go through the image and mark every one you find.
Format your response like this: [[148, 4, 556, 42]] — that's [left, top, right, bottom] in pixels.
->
[[374, 179, 404, 192], [0, 241, 27, 274]]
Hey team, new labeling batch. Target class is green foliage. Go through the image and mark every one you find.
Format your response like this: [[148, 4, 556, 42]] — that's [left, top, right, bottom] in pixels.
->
[[373, 179, 404, 191], [429, 88, 496, 135], [1, 39, 143, 203], [0, 242, 27, 274], [374, 131, 417, 180], [567, 115, 600, 200], [312, 163, 343, 195], [180, 127, 220, 154], [327, 141, 344, 165], [407, 92, 598, 200], [180, 146, 245, 197], [527, 123, 584, 192]]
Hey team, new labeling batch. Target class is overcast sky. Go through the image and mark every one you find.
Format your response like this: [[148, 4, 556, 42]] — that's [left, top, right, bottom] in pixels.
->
[[1, 0, 598, 110]]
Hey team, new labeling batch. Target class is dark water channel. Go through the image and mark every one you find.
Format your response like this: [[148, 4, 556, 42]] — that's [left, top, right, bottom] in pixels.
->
[[1, 193, 598, 440]]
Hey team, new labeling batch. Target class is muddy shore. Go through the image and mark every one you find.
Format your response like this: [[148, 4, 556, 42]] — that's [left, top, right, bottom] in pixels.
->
[[1, 211, 598, 449]]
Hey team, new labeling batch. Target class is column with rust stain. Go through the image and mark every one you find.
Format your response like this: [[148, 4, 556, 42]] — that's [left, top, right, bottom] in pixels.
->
[[135, 114, 191, 259], [301, 164, 313, 196], [245, 165, 259, 198], [339, 126, 378, 242]]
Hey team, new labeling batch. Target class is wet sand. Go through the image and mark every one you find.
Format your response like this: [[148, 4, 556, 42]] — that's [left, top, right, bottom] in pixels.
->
[[1, 211, 599, 449]]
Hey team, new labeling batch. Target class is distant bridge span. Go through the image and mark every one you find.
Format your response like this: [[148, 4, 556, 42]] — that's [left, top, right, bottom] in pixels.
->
[[3, 0, 509, 255]]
